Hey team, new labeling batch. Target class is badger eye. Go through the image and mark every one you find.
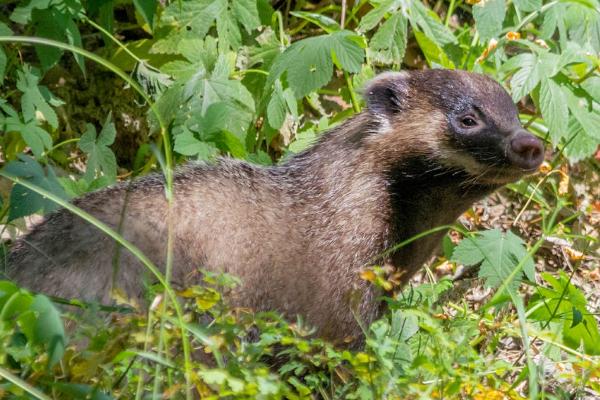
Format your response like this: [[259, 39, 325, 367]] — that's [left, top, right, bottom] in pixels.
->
[[460, 116, 478, 128]]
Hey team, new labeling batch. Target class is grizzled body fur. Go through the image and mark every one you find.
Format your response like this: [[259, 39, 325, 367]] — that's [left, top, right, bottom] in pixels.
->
[[6, 70, 543, 346]]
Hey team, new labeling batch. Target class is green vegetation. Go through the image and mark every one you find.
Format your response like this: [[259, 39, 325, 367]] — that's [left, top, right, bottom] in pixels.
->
[[0, 0, 599, 398]]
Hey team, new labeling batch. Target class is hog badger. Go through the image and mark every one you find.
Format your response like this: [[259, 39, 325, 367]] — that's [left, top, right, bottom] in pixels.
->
[[6, 70, 544, 346]]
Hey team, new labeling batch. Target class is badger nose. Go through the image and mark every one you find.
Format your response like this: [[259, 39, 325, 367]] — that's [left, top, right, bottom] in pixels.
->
[[508, 131, 545, 170]]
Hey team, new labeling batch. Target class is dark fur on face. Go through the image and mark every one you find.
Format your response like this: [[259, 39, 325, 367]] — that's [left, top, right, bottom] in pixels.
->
[[5, 70, 544, 348]]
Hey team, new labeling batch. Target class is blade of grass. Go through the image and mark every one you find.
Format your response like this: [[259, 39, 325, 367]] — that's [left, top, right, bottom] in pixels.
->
[[0, 365, 52, 400]]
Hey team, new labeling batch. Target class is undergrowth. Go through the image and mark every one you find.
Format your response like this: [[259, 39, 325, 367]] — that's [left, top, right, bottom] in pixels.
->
[[0, 0, 599, 398]]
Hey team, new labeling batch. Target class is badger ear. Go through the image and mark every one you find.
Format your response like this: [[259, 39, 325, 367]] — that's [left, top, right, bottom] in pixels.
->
[[364, 72, 410, 117]]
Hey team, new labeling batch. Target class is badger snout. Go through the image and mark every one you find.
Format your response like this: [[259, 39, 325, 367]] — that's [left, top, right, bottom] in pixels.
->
[[507, 131, 544, 171]]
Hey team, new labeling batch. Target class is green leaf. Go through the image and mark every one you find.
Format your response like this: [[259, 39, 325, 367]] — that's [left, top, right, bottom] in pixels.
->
[[78, 114, 117, 183], [32, 7, 85, 74], [231, 0, 261, 33], [451, 229, 534, 293], [413, 30, 455, 69], [370, 13, 408, 65], [581, 75, 600, 102], [16, 65, 60, 129], [267, 80, 286, 130], [539, 78, 569, 145], [156, 0, 259, 52], [9, 0, 51, 24], [565, 87, 600, 140], [358, 0, 400, 32], [133, 0, 156, 29], [29, 295, 66, 368], [5, 155, 68, 220], [290, 11, 340, 33], [473, 0, 506, 42], [563, 118, 598, 162], [268, 31, 365, 98], [513, 0, 541, 12], [177, 55, 255, 137], [0, 22, 12, 84], [507, 53, 541, 101], [174, 128, 219, 159], [3, 112, 52, 159], [529, 272, 600, 355], [409, 1, 456, 47]]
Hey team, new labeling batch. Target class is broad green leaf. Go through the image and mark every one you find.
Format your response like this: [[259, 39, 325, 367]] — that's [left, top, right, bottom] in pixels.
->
[[268, 31, 365, 98], [563, 118, 598, 162], [180, 55, 255, 137], [156, 0, 259, 52], [9, 0, 51, 24], [539, 78, 569, 145], [78, 114, 117, 183], [267, 80, 287, 129], [231, 0, 261, 33], [16, 66, 60, 129], [174, 128, 219, 159], [409, 1, 456, 47], [565, 87, 600, 139], [3, 111, 52, 159], [581, 75, 600, 101], [507, 53, 541, 101], [158, 0, 223, 45], [370, 13, 408, 65], [358, 0, 400, 32], [133, 0, 157, 29], [413, 30, 454, 69], [29, 295, 66, 368], [32, 8, 85, 74], [513, 0, 542, 12], [5, 155, 68, 221], [473, 0, 506, 42], [451, 229, 535, 293]]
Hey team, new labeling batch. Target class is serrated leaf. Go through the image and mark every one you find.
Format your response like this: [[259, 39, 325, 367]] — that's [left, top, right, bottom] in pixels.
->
[[539, 78, 569, 145], [563, 118, 598, 162], [268, 31, 365, 98], [174, 129, 219, 159], [413, 30, 454, 69], [16, 66, 60, 129], [451, 229, 534, 293], [565, 87, 600, 139], [473, 0, 506, 42], [508, 53, 541, 101], [5, 155, 69, 220], [409, 1, 456, 47], [156, 0, 259, 52], [3, 113, 52, 159], [231, 0, 261, 33], [370, 13, 408, 65], [78, 114, 117, 183], [178, 55, 255, 137], [358, 0, 400, 32], [581, 75, 600, 101], [267, 80, 287, 129]]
